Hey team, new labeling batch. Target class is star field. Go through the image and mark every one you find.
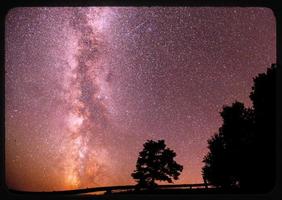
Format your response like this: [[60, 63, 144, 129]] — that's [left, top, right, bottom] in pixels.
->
[[5, 7, 275, 191]]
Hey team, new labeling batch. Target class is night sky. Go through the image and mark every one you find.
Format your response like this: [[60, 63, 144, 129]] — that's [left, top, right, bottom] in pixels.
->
[[5, 7, 276, 191]]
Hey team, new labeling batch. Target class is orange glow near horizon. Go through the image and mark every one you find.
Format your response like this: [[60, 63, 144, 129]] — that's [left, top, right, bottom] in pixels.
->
[[5, 7, 275, 191]]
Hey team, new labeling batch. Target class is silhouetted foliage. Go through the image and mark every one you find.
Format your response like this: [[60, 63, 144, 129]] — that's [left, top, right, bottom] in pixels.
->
[[202, 64, 278, 192], [202, 102, 255, 189], [248, 64, 277, 191], [202, 133, 230, 187], [132, 140, 183, 190]]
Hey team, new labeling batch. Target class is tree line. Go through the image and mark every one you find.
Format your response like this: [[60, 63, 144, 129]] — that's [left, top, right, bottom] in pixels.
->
[[202, 63, 277, 192], [131, 64, 277, 192]]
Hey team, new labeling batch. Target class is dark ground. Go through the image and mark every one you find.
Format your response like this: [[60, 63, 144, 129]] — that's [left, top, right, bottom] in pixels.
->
[[4, 188, 254, 200]]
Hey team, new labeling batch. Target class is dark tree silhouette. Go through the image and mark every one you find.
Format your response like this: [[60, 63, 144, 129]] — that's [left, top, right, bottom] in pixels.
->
[[132, 140, 183, 190], [248, 63, 277, 192], [202, 102, 255, 189], [202, 133, 230, 188], [202, 64, 277, 192]]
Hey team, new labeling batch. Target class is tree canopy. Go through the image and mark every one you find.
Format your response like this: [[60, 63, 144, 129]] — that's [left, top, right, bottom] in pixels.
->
[[202, 64, 278, 192], [132, 140, 183, 189]]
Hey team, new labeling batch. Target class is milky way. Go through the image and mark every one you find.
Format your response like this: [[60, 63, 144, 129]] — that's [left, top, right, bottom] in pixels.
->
[[5, 7, 275, 191]]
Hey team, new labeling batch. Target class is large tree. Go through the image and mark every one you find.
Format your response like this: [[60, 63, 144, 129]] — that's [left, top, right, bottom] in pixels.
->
[[202, 102, 255, 189], [132, 140, 183, 189], [202, 64, 277, 192], [248, 64, 277, 191]]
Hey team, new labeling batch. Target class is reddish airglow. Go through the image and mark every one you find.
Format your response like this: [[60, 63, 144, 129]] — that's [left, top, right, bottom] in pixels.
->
[[5, 7, 275, 191]]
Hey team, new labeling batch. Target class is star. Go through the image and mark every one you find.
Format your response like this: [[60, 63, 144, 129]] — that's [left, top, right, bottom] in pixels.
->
[[5, 7, 275, 191]]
